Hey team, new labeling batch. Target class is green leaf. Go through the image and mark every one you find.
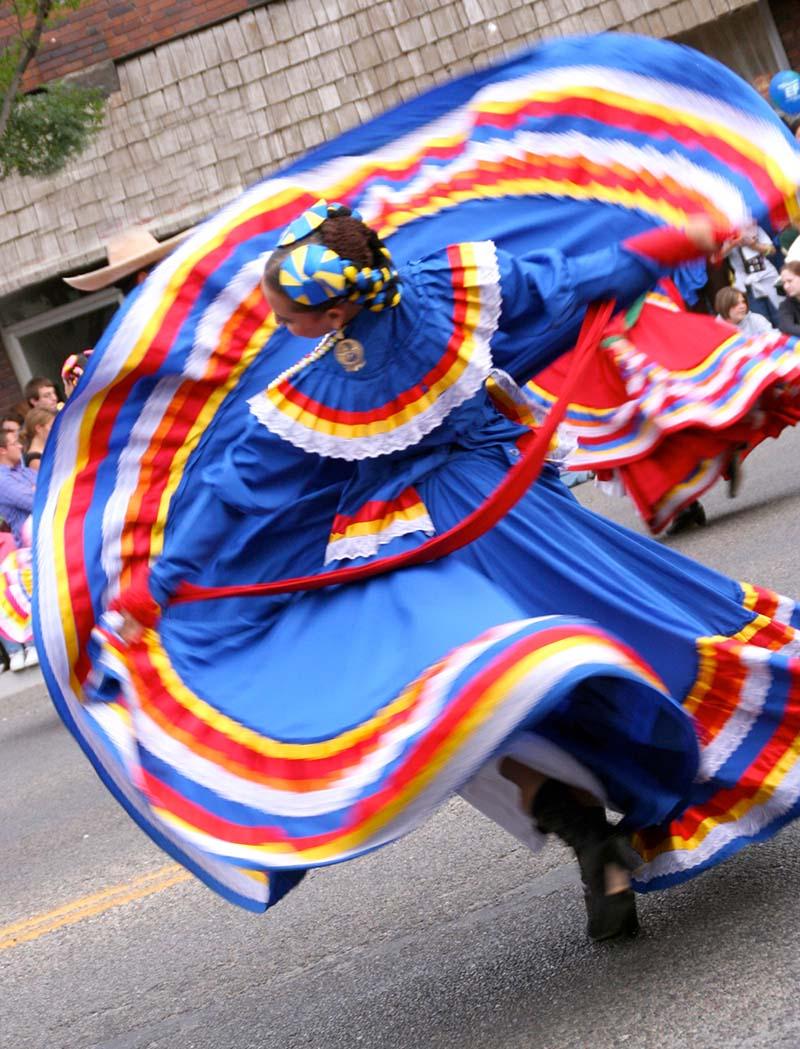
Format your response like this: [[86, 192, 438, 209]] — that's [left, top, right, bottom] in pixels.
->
[[0, 80, 104, 177]]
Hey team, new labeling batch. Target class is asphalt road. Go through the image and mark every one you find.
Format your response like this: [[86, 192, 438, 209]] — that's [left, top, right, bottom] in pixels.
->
[[4, 429, 800, 1049]]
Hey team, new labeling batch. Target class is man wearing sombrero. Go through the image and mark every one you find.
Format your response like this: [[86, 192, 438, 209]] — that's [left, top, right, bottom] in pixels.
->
[[64, 225, 189, 293]]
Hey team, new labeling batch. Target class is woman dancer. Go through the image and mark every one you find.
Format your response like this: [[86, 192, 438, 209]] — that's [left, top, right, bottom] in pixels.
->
[[36, 35, 800, 942], [0, 516, 37, 671], [527, 277, 800, 534], [103, 202, 795, 940]]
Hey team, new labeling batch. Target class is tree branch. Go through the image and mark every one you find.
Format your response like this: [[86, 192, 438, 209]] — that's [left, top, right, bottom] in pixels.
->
[[0, 0, 55, 141]]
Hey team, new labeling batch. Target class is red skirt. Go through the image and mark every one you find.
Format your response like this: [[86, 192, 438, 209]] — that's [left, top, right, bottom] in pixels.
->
[[527, 290, 800, 532]]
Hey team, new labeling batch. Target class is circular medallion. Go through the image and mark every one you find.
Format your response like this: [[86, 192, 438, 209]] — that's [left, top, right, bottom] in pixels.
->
[[334, 337, 366, 373]]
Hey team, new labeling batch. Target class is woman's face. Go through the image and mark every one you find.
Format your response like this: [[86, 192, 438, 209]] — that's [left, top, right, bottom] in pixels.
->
[[781, 268, 800, 300], [728, 295, 748, 323], [36, 417, 54, 441], [261, 282, 342, 339]]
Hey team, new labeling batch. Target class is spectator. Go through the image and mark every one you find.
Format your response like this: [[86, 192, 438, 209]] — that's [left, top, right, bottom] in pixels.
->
[[0, 429, 36, 545], [22, 408, 54, 471], [61, 350, 92, 399], [64, 226, 189, 294], [0, 431, 38, 670], [726, 226, 783, 326], [1, 414, 23, 440], [23, 376, 60, 413], [777, 261, 800, 337], [0, 514, 37, 672], [714, 286, 776, 337]]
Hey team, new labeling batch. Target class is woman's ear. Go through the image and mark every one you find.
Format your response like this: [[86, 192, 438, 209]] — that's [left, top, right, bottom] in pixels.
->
[[326, 303, 351, 330]]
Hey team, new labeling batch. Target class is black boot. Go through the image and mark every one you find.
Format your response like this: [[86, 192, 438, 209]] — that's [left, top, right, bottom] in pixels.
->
[[532, 779, 640, 942], [727, 452, 743, 499], [666, 500, 706, 536]]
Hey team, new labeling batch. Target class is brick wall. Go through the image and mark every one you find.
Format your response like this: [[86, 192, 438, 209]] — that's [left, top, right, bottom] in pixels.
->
[[0, 0, 262, 88], [769, 0, 799, 71]]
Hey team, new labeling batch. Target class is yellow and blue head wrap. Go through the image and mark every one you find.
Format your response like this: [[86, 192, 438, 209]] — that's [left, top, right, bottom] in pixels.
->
[[275, 200, 401, 312]]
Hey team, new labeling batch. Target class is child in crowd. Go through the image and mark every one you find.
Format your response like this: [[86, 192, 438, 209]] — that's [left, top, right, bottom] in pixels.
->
[[715, 286, 776, 336]]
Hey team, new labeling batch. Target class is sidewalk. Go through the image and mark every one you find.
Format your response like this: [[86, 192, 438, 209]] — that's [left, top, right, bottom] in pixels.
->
[[0, 663, 44, 700]]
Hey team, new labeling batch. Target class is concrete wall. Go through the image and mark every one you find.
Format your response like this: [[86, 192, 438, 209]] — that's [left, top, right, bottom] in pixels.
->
[[0, 0, 759, 299]]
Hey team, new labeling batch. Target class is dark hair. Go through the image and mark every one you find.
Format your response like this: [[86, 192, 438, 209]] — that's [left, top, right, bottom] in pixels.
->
[[24, 375, 56, 403], [0, 429, 16, 451], [264, 209, 391, 313], [714, 286, 745, 319], [1, 413, 23, 429]]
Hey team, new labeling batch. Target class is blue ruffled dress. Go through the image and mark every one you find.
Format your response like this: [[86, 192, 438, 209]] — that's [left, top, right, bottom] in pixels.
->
[[61, 239, 798, 911], [35, 33, 800, 913]]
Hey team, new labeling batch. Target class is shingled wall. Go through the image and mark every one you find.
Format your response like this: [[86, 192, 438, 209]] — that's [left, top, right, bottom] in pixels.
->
[[0, 0, 767, 299]]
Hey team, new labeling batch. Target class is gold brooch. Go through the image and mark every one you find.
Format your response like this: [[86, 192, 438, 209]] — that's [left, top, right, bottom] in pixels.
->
[[334, 337, 366, 373]]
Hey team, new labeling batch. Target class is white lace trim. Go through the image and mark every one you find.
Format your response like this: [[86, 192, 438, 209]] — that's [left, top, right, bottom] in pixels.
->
[[324, 514, 435, 565], [247, 242, 502, 461]]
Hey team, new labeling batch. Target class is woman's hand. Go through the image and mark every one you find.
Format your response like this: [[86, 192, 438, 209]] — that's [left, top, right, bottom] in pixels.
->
[[118, 611, 145, 644], [108, 579, 161, 642], [685, 216, 726, 255]]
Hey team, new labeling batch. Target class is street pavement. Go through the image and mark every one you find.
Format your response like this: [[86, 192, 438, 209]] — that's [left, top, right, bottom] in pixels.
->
[[4, 428, 800, 1049]]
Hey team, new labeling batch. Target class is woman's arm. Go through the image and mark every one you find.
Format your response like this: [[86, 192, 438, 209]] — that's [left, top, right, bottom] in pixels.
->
[[492, 223, 717, 383]]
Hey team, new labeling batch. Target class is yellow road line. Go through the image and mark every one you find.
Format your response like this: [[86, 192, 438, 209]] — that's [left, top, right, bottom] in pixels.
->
[[0, 864, 191, 951]]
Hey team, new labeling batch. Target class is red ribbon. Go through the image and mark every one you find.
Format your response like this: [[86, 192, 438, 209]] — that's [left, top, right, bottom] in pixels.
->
[[171, 299, 615, 605]]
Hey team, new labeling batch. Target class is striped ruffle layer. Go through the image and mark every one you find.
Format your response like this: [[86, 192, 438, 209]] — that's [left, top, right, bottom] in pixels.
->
[[0, 547, 33, 645], [634, 583, 800, 890], [86, 613, 670, 910]]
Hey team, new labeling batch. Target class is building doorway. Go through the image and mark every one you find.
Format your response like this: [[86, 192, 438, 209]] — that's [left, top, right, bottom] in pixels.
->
[[1, 286, 121, 389], [672, 1, 789, 85]]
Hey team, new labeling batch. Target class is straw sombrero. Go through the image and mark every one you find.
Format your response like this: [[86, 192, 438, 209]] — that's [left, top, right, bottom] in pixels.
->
[[64, 226, 190, 292]]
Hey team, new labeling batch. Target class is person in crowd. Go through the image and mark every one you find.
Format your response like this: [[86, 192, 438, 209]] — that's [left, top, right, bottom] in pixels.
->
[[23, 376, 60, 414], [60, 351, 92, 399], [777, 261, 800, 336], [0, 513, 37, 672], [64, 227, 189, 295], [0, 433, 37, 671], [726, 226, 783, 326], [527, 265, 797, 536], [22, 408, 54, 471], [1, 414, 23, 449], [714, 285, 776, 336], [0, 428, 35, 545]]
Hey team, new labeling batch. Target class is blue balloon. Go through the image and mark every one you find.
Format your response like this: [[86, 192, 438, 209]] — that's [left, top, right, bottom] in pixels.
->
[[769, 70, 800, 116]]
